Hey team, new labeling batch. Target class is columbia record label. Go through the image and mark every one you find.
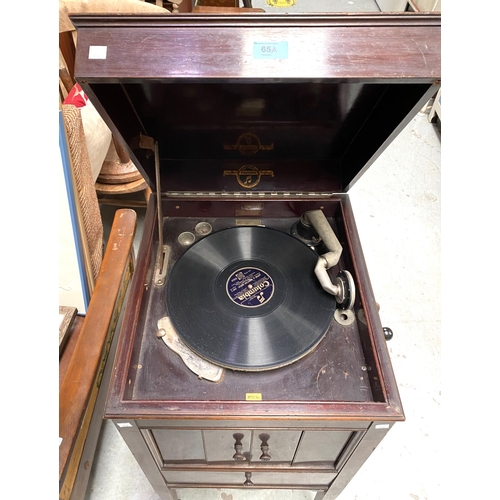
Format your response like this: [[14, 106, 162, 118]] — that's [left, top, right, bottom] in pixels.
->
[[227, 267, 274, 308]]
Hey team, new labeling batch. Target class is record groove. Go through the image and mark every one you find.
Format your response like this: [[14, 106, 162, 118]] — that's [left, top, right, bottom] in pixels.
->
[[166, 226, 336, 371]]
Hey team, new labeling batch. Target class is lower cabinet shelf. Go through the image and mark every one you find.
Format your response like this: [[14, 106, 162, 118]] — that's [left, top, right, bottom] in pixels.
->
[[162, 470, 337, 487]]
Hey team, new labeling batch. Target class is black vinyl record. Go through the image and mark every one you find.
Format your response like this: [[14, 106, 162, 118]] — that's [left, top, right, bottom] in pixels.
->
[[166, 226, 336, 371]]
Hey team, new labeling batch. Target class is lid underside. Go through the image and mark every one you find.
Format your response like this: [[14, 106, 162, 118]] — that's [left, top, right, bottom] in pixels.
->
[[72, 13, 441, 194]]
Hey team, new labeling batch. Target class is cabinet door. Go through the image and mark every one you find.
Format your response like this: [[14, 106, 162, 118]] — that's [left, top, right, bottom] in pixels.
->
[[250, 430, 301, 464], [151, 429, 205, 463], [293, 430, 353, 466], [204, 430, 251, 463]]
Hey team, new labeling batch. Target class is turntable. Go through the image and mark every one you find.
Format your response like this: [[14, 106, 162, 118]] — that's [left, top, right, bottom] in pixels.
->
[[70, 11, 440, 500]]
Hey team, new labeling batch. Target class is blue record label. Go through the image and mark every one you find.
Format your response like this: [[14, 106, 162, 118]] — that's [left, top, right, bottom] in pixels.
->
[[226, 267, 274, 308]]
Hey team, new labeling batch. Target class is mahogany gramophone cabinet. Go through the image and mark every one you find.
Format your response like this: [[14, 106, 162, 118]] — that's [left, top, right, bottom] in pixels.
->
[[70, 11, 440, 500]]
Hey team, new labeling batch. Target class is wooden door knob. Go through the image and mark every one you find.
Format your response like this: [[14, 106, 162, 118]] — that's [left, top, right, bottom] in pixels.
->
[[233, 434, 245, 460], [243, 472, 253, 486]]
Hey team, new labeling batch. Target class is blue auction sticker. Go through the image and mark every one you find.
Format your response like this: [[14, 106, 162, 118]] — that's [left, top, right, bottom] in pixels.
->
[[226, 267, 274, 308], [253, 41, 288, 60]]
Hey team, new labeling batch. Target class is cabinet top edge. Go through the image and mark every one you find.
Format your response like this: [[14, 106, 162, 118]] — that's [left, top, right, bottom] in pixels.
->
[[104, 402, 405, 422], [69, 12, 441, 29]]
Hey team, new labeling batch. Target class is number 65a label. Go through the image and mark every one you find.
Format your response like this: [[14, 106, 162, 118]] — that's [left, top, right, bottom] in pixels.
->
[[253, 41, 288, 60]]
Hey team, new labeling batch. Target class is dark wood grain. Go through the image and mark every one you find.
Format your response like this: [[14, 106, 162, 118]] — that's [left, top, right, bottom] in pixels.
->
[[72, 14, 440, 82], [192, 6, 266, 13], [71, 12, 440, 28]]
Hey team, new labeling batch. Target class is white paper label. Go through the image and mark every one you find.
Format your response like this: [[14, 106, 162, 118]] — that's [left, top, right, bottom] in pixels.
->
[[375, 424, 390, 429], [88, 46, 107, 60], [116, 422, 133, 428]]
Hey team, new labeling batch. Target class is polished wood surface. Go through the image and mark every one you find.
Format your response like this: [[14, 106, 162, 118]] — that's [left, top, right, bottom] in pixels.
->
[[192, 6, 266, 13], [59, 209, 137, 482], [84, 81, 438, 195], [72, 14, 440, 81]]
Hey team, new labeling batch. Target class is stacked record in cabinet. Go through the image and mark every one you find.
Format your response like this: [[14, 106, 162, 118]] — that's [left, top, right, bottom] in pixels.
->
[[71, 12, 440, 500]]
